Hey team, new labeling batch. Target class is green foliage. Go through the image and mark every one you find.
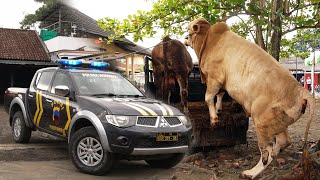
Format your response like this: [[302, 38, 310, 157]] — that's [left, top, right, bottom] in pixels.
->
[[280, 29, 320, 59], [20, 0, 58, 29], [98, 0, 320, 60]]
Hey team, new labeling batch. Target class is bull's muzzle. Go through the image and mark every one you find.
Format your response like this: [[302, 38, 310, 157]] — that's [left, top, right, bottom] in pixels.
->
[[184, 36, 189, 46]]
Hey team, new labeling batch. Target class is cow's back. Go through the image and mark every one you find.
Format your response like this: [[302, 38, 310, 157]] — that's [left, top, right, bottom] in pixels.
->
[[162, 37, 193, 74], [203, 30, 303, 113]]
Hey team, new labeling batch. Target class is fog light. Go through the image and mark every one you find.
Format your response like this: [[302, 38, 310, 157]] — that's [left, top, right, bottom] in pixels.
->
[[116, 136, 129, 146]]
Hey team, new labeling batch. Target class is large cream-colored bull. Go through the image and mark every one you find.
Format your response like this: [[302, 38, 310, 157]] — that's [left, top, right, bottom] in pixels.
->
[[184, 18, 315, 179]]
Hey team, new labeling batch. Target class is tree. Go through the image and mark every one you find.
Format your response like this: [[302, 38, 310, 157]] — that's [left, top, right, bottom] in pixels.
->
[[281, 29, 320, 59], [97, 0, 320, 61], [20, 0, 59, 29]]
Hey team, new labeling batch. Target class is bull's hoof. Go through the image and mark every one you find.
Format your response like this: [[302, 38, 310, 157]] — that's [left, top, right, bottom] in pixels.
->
[[216, 109, 222, 115], [239, 172, 253, 179], [210, 120, 219, 127]]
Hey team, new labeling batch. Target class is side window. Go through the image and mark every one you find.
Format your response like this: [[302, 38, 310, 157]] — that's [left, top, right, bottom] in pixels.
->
[[51, 72, 72, 94], [36, 71, 54, 91]]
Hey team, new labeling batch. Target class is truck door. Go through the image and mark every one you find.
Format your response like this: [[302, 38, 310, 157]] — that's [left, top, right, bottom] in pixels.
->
[[45, 71, 77, 137], [27, 70, 54, 128]]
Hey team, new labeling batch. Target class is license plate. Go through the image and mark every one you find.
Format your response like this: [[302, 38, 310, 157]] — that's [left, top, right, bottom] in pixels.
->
[[156, 132, 178, 141]]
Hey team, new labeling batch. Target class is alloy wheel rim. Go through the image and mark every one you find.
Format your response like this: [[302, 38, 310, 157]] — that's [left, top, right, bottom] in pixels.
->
[[13, 118, 21, 138], [77, 137, 103, 166]]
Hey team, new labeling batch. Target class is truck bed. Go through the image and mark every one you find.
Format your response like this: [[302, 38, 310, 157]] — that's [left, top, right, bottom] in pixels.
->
[[4, 87, 28, 114]]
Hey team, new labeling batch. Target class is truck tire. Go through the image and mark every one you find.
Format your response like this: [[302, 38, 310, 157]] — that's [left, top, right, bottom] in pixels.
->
[[12, 111, 31, 143], [145, 153, 185, 169], [69, 126, 114, 175]]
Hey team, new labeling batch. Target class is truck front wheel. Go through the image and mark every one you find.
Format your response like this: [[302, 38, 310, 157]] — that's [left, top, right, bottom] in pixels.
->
[[145, 153, 185, 168], [12, 111, 31, 143], [69, 126, 114, 175]]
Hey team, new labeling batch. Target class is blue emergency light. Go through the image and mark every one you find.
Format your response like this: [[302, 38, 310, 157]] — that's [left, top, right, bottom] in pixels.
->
[[58, 60, 82, 66], [90, 62, 109, 68]]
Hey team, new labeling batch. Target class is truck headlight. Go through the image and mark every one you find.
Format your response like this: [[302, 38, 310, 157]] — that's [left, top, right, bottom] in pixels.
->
[[105, 115, 136, 127], [178, 116, 191, 127]]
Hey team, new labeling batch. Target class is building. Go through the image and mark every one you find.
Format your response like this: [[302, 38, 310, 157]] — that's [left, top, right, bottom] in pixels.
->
[[37, 2, 151, 79], [0, 28, 54, 102]]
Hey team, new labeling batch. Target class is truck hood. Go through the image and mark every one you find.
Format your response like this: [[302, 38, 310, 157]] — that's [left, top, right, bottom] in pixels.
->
[[80, 96, 184, 116]]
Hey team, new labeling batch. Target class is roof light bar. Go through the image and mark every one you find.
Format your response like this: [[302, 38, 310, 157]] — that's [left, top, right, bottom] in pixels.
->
[[58, 60, 82, 66], [90, 62, 109, 68]]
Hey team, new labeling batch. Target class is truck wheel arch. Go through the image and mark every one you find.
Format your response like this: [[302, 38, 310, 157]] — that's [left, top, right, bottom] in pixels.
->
[[68, 110, 111, 152], [9, 97, 32, 128]]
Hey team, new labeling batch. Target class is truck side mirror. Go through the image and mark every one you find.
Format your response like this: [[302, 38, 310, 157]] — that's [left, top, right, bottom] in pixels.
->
[[55, 85, 70, 97]]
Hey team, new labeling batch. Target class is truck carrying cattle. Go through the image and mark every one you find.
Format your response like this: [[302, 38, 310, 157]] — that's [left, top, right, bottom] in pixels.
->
[[144, 56, 249, 151]]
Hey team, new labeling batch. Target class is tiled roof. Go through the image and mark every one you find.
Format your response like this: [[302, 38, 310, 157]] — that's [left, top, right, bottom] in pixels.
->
[[0, 28, 50, 61]]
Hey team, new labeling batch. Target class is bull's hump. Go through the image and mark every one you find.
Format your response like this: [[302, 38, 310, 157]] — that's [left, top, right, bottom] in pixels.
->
[[211, 22, 230, 33]]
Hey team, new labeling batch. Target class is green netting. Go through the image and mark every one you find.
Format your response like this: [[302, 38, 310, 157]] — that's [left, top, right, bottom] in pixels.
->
[[40, 30, 57, 41]]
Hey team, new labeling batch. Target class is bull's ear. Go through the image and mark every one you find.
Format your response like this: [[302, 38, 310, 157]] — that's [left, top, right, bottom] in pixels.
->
[[192, 24, 201, 33]]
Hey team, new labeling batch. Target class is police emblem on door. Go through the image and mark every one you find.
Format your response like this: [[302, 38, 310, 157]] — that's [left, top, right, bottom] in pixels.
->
[[51, 100, 65, 126]]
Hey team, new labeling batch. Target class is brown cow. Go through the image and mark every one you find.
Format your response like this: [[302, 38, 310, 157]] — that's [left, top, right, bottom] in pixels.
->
[[151, 36, 193, 113], [185, 18, 315, 179]]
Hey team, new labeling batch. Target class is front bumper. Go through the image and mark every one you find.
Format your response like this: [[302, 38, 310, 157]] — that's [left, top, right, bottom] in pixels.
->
[[103, 123, 192, 155]]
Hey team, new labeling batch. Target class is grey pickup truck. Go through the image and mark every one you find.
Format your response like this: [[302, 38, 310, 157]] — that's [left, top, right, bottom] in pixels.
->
[[4, 60, 192, 175]]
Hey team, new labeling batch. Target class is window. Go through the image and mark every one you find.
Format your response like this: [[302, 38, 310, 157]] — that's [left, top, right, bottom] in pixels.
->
[[51, 72, 71, 94], [36, 71, 54, 91], [71, 72, 143, 96]]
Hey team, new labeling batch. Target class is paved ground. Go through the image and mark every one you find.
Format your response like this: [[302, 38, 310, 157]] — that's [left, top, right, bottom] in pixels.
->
[[0, 107, 214, 180]]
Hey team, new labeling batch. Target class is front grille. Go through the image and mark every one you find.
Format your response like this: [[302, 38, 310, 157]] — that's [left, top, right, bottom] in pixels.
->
[[137, 117, 158, 126], [135, 136, 188, 148], [163, 117, 181, 126]]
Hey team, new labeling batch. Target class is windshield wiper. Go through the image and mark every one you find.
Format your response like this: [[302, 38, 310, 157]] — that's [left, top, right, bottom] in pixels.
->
[[123, 94, 145, 98], [91, 93, 117, 97]]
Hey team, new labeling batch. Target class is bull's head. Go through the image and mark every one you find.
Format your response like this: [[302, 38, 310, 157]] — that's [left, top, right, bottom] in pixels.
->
[[184, 17, 210, 48]]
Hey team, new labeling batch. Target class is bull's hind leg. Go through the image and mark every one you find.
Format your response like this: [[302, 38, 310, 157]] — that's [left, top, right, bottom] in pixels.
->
[[272, 129, 291, 158], [241, 105, 291, 179], [176, 74, 189, 114], [240, 146, 274, 179], [205, 78, 221, 126], [240, 124, 275, 179]]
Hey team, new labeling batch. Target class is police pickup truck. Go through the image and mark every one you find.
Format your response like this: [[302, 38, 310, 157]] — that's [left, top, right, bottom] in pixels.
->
[[4, 60, 192, 175]]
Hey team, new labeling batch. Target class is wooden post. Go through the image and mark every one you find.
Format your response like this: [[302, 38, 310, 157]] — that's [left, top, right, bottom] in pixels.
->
[[126, 57, 129, 78], [131, 54, 135, 80]]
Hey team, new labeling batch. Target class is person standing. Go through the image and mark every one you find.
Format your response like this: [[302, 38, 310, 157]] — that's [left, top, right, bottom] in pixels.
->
[[299, 76, 304, 86], [307, 76, 312, 91]]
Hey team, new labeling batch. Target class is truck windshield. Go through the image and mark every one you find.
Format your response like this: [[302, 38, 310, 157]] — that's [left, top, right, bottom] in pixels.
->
[[71, 72, 144, 97]]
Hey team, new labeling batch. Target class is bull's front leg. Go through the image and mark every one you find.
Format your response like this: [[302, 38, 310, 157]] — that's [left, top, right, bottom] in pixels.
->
[[205, 80, 221, 127], [215, 91, 225, 115]]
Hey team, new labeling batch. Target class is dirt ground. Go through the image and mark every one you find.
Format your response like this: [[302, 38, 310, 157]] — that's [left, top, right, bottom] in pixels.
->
[[178, 98, 320, 180], [0, 98, 319, 179]]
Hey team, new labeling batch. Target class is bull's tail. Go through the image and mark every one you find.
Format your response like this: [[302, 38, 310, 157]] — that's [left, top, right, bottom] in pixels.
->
[[302, 89, 315, 178], [302, 90, 315, 146]]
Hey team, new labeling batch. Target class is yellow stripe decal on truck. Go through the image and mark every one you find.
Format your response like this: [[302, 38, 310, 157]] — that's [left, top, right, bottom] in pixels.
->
[[63, 97, 71, 136], [128, 103, 157, 116], [154, 103, 167, 116], [36, 91, 43, 126], [162, 104, 174, 116], [122, 103, 149, 116], [33, 91, 40, 124]]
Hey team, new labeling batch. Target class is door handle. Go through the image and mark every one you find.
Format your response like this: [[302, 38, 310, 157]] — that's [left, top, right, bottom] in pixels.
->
[[28, 94, 33, 98], [45, 99, 53, 103]]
